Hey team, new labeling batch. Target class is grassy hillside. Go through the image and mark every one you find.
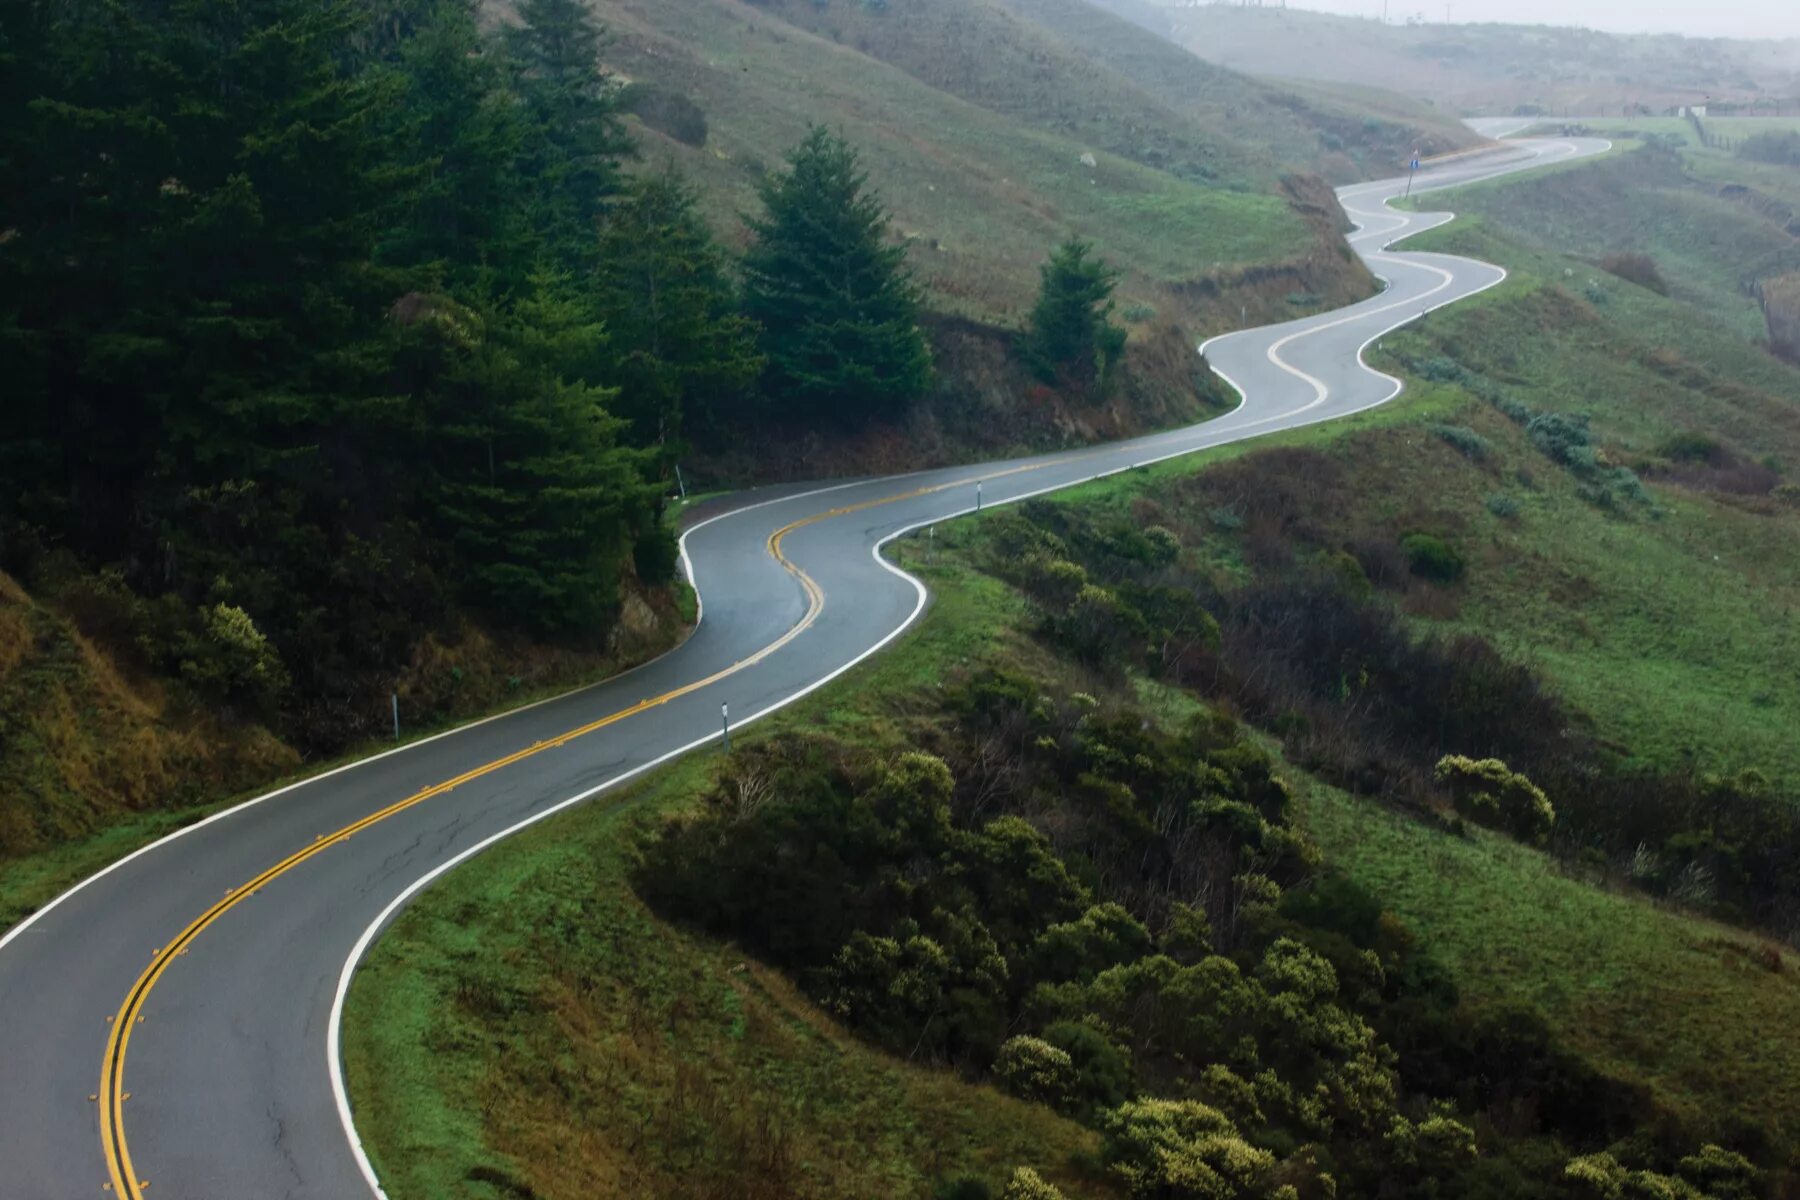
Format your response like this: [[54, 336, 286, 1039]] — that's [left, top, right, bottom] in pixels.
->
[[349, 408, 1800, 1196], [1402, 138, 1800, 340], [749, 0, 1481, 185], [578, 0, 1306, 330], [1159, 4, 1800, 115], [1301, 777, 1800, 1151], [346, 565, 1121, 1200]]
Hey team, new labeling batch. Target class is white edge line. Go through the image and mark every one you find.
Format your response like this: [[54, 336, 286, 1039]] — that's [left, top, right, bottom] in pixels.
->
[[334, 139, 1621, 1194], [0, 132, 1607, 1197], [322, 131, 1609, 1197], [0, 476, 882, 960]]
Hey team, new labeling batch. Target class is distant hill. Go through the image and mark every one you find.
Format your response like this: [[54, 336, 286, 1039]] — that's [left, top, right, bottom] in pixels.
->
[[565, 0, 1479, 336], [1155, 4, 1800, 116]]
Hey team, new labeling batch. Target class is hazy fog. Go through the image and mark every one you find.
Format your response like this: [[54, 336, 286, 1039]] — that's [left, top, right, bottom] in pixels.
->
[[1290, 0, 1800, 40]]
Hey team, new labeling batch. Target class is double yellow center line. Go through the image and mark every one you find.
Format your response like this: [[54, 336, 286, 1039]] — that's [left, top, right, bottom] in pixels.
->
[[96, 462, 1051, 1197]]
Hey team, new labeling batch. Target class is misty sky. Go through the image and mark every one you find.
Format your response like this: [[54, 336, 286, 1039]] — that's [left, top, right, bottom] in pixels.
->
[[1290, 0, 1800, 40]]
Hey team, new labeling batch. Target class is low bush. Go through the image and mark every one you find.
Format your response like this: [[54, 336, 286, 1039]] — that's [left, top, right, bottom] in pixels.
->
[[1485, 492, 1521, 519], [1401, 532, 1465, 583], [1434, 755, 1556, 845], [1429, 423, 1492, 461], [1527, 411, 1598, 473], [1657, 431, 1727, 465], [994, 1036, 1077, 1107], [1001, 1167, 1066, 1200]]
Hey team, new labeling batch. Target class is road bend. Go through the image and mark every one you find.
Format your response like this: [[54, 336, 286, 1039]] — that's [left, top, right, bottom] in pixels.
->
[[0, 133, 1609, 1199]]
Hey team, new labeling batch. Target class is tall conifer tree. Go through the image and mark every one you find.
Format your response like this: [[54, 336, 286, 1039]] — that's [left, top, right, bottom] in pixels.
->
[[595, 168, 763, 450], [507, 0, 630, 264], [742, 127, 931, 424]]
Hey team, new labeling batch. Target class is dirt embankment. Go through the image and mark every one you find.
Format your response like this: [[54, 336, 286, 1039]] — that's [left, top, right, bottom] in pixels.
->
[[0, 568, 690, 865]]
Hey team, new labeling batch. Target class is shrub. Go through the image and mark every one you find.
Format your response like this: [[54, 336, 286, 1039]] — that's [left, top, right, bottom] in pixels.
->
[[1597, 252, 1669, 295], [1414, 355, 1467, 384], [1775, 482, 1800, 508], [1490, 393, 1534, 425], [1143, 526, 1183, 566], [1022, 555, 1089, 607], [936, 1178, 993, 1200], [1001, 1167, 1066, 1200], [1051, 583, 1148, 667], [1429, 423, 1492, 461], [1485, 493, 1520, 520], [1656, 431, 1725, 465], [1385, 1113, 1478, 1179], [994, 1036, 1077, 1106], [178, 603, 289, 713], [1122, 303, 1157, 324], [1100, 1098, 1274, 1199], [1434, 755, 1555, 845], [1527, 411, 1597, 473], [1207, 505, 1244, 531], [1400, 533, 1465, 583], [1044, 1021, 1134, 1110]]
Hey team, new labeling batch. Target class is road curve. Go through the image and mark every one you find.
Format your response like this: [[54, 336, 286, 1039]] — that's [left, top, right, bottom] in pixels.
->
[[0, 134, 1608, 1199]]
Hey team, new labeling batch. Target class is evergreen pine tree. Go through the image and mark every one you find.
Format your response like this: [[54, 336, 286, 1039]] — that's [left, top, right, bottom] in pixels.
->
[[398, 275, 660, 632], [377, 0, 531, 283], [742, 127, 932, 424], [595, 167, 763, 451], [1024, 237, 1127, 388], [507, 0, 631, 264]]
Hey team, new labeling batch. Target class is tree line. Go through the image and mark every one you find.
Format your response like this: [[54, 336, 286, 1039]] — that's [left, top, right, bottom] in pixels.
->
[[0, 0, 1137, 754]]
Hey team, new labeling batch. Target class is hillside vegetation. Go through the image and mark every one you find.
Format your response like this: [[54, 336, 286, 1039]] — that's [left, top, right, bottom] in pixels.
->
[[344, 100, 1800, 1198], [350, 441, 1799, 1199], [1154, 4, 1800, 115], [0, 0, 1477, 898]]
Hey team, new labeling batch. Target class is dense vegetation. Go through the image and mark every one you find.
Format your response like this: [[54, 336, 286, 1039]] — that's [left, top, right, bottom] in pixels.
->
[[634, 623, 1776, 1195], [0, 0, 940, 785]]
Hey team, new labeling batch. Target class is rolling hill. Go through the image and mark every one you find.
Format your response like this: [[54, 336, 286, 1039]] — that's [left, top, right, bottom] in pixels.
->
[[1153, 4, 1800, 116]]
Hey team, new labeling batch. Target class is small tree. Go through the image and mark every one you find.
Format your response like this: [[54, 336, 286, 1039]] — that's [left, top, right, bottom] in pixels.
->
[[507, 0, 632, 264], [1434, 756, 1555, 845], [742, 126, 932, 424], [1025, 237, 1128, 388], [994, 1036, 1077, 1106]]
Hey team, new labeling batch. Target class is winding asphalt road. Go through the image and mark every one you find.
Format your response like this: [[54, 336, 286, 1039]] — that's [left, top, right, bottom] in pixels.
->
[[0, 132, 1608, 1199]]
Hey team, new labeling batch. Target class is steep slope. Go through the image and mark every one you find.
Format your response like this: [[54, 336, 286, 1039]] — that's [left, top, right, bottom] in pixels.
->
[[579, 0, 1359, 332], [748, 0, 1480, 186]]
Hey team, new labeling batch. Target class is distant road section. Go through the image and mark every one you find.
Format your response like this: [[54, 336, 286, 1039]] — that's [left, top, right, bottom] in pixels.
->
[[0, 131, 1609, 1200]]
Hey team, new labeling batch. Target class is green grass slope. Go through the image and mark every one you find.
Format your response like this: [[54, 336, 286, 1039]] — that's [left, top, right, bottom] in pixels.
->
[[752, 0, 1481, 185], [1301, 778, 1800, 1148], [569, 0, 1468, 335], [345, 561, 1118, 1200], [1405, 140, 1800, 340]]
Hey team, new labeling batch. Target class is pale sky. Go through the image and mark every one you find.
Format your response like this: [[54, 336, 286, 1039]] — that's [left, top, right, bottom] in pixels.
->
[[1287, 0, 1800, 40]]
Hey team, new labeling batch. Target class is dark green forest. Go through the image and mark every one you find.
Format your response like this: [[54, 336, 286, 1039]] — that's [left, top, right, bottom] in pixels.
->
[[0, 0, 932, 751]]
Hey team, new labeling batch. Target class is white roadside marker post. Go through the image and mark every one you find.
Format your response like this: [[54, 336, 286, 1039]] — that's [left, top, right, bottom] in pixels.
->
[[721, 702, 730, 753]]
